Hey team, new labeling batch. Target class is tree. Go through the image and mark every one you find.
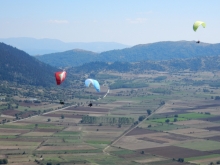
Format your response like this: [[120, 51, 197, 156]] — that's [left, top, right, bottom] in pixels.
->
[[0, 159, 8, 164], [165, 119, 170, 123], [173, 118, 178, 122], [141, 150, 145, 154], [160, 101, 165, 105], [178, 158, 184, 162], [61, 114, 64, 119], [174, 114, 178, 117], [47, 118, 51, 122], [134, 121, 139, 125], [138, 115, 146, 122], [148, 125, 152, 128], [215, 96, 220, 100], [146, 109, 152, 115], [15, 114, 19, 119], [47, 163, 52, 165], [35, 124, 38, 128]]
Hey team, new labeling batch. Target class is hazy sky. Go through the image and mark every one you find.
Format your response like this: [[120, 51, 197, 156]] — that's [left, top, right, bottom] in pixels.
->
[[0, 0, 220, 45]]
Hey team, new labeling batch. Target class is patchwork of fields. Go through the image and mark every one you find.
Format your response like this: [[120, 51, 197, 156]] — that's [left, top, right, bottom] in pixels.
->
[[1, 71, 220, 164]]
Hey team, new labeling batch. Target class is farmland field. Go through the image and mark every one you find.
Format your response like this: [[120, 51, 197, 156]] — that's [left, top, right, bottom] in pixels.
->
[[1, 70, 220, 164]]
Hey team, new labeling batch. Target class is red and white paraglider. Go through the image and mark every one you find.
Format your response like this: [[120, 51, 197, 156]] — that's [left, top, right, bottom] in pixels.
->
[[55, 70, 67, 104], [55, 70, 67, 85]]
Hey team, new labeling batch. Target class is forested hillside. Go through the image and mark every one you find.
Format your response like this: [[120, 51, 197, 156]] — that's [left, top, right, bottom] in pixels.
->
[[0, 42, 58, 87], [36, 49, 98, 68], [71, 56, 220, 73]]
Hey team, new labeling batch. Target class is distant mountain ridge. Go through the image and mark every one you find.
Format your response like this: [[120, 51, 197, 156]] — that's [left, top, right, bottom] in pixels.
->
[[0, 37, 129, 55], [36, 49, 98, 68], [0, 42, 58, 86], [36, 41, 220, 67], [71, 55, 220, 73]]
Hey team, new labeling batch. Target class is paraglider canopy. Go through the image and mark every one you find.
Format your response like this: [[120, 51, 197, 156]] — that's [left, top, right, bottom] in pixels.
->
[[55, 71, 67, 85], [85, 79, 100, 92], [193, 21, 206, 32]]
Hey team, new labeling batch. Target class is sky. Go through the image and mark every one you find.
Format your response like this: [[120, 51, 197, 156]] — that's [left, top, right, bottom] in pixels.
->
[[0, 0, 220, 45]]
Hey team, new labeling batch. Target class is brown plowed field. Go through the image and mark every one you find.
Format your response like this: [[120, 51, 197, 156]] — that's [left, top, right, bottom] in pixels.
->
[[162, 133, 194, 141], [20, 112, 37, 118], [126, 128, 157, 136], [2, 110, 37, 118], [2, 110, 20, 116], [137, 146, 210, 158], [43, 113, 83, 118], [0, 138, 43, 142], [34, 128, 60, 132], [0, 128, 29, 134], [199, 116, 220, 122], [117, 152, 145, 158], [138, 137, 167, 143], [206, 135, 220, 142], [204, 126, 220, 131], [156, 111, 189, 117], [66, 106, 109, 112], [162, 162, 192, 165], [210, 149, 220, 154], [19, 102, 41, 106]]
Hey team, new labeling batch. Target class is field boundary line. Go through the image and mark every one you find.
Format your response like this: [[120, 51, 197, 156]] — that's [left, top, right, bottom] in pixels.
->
[[103, 104, 164, 154]]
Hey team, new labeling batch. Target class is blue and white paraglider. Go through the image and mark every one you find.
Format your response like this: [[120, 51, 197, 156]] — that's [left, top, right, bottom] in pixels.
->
[[85, 79, 100, 92], [85, 79, 100, 107]]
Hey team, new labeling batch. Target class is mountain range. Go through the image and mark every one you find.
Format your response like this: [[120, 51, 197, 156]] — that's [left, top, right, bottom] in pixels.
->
[[1, 40, 220, 87], [36, 41, 220, 67], [0, 37, 129, 55]]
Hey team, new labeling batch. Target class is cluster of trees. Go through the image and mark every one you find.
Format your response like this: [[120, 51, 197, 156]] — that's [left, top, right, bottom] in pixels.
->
[[0, 85, 13, 94], [151, 88, 171, 95], [138, 115, 146, 122], [95, 74, 119, 80], [109, 80, 148, 89], [81, 116, 134, 125], [71, 53, 220, 74], [0, 159, 8, 164], [215, 96, 220, 100], [154, 76, 167, 81]]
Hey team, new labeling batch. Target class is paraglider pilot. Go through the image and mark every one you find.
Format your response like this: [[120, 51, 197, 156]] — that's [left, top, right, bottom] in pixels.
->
[[60, 100, 65, 105], [88, 101, 93, 107]]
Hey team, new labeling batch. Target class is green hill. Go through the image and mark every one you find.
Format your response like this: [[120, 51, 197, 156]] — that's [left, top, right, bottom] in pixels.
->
[[36, 49, 98, 67]]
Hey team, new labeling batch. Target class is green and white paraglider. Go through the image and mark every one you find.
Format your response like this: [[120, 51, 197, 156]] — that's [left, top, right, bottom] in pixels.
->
[[193, 21, 206, 43]]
